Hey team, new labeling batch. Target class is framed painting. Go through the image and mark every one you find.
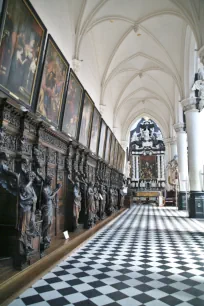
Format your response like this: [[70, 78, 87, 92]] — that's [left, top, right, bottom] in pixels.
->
[[109, 134, 115, 166], [0, 0, 47, 107], [113, 141, 119, 168], [89, 107, 101, 155], [116, 145, 121, 170], [36, 35, 69, 126], [140, 155, 157, 179], [78, 91, 94, 148], [62, 69, 83, 139], [121, 150, 125, 172], [104, 127, 111, 163], [98, 120, 107, 159]]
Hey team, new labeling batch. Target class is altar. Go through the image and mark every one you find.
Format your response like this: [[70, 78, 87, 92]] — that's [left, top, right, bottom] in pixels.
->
[[134, 190, 162, 205]]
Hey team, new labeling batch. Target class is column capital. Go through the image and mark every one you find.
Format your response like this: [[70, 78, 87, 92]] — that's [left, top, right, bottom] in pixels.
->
[[173, 123, 185, 133], [181, 96, 198, 113]]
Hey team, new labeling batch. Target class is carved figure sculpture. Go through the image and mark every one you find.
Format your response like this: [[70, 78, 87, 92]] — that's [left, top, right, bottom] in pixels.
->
[[108, 187, 114, 215], [19, 171, 37, 255], [120, 187, 125, 208], [73, 180, 81, 227], [41, 176, 61, 249], [0, 152, 19, 196], [99, 185, 106, 219], [94, 182, 100, 221], [86, 182, 95, 228], [143, 128, 150, 141]]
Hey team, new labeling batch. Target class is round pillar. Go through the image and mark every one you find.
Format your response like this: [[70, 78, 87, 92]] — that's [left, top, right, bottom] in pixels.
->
[[174, 123, 189, 210], [170, 138, 177, 160], [182, 99, 204, 218], [185, 108, 202, 191]]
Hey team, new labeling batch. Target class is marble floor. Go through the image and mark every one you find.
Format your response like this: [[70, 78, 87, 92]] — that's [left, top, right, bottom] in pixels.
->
[[9, 205, 204, 306]]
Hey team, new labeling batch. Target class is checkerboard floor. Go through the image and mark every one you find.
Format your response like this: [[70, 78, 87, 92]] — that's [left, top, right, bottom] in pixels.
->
[[9, 205, 204, 306]]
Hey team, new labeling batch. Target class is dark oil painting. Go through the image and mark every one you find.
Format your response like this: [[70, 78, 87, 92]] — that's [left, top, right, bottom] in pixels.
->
[[113, 141, 118, 168], [37, 37, 68, 125], [0, 0, 46, 105], [140, 155, 157, 179], [109, 135, 115, 166], [62, 71, 83, 138], [104, 127, 111, 163], [98, 120, 106, 158], [89, 107, 100, 154], [78, 93, 93, 147]]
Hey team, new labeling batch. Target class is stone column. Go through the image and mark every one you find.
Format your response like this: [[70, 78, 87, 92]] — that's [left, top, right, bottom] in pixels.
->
[[163, 138, 171, 191], [157, 154, 161, 182], [174, 123, 189, 210], [161, 154, 165, 180], [136, 155, 139, 180], [181, 98, 204, 217], [132, 155, 136, 180], [170, 137, 177, 160]]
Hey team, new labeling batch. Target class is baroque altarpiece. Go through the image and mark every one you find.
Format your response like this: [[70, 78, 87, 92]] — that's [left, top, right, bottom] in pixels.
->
[[129, 118, 165, 191]]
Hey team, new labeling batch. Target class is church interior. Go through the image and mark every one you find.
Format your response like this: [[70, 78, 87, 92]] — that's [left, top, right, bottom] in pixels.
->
[[1, 0, 204, 305]]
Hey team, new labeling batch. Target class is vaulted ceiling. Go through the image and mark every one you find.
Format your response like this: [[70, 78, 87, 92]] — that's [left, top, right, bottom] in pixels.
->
[[69, 0, 203, 142]]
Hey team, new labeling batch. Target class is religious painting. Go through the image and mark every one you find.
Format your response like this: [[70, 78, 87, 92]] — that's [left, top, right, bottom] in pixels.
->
[[140, 155, 157, 179], [117, 145, 121, 171], [119, 150, 124, 172], [78, 92, 94, 147], [98, 120, 107, 158], [104, 127, 111, 163], [62, 70, 83, 139], [89, 107, 101, 154], [113, 141, 119, 168], [0, 0, 46, 106], [36, 35, 69, 126], [110, 135, 115, 166]]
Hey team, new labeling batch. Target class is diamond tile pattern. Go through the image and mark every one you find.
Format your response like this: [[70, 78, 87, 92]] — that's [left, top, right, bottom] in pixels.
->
[[9, 205, 204, 306]]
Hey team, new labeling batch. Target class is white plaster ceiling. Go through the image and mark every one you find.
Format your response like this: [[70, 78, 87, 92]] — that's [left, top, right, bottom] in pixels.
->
[[71, 0, 201, 141]]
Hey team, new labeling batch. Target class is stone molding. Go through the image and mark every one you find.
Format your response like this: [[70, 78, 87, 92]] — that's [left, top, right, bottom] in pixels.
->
[[173, 123, 185, 133]]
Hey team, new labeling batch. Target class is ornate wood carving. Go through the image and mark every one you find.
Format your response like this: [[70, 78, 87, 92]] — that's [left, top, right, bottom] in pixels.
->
[[0, 99, 124, 270]]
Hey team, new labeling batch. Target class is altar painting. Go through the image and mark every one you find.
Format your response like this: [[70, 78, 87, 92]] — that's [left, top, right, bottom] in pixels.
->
[[140, 155, 157, 179]]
